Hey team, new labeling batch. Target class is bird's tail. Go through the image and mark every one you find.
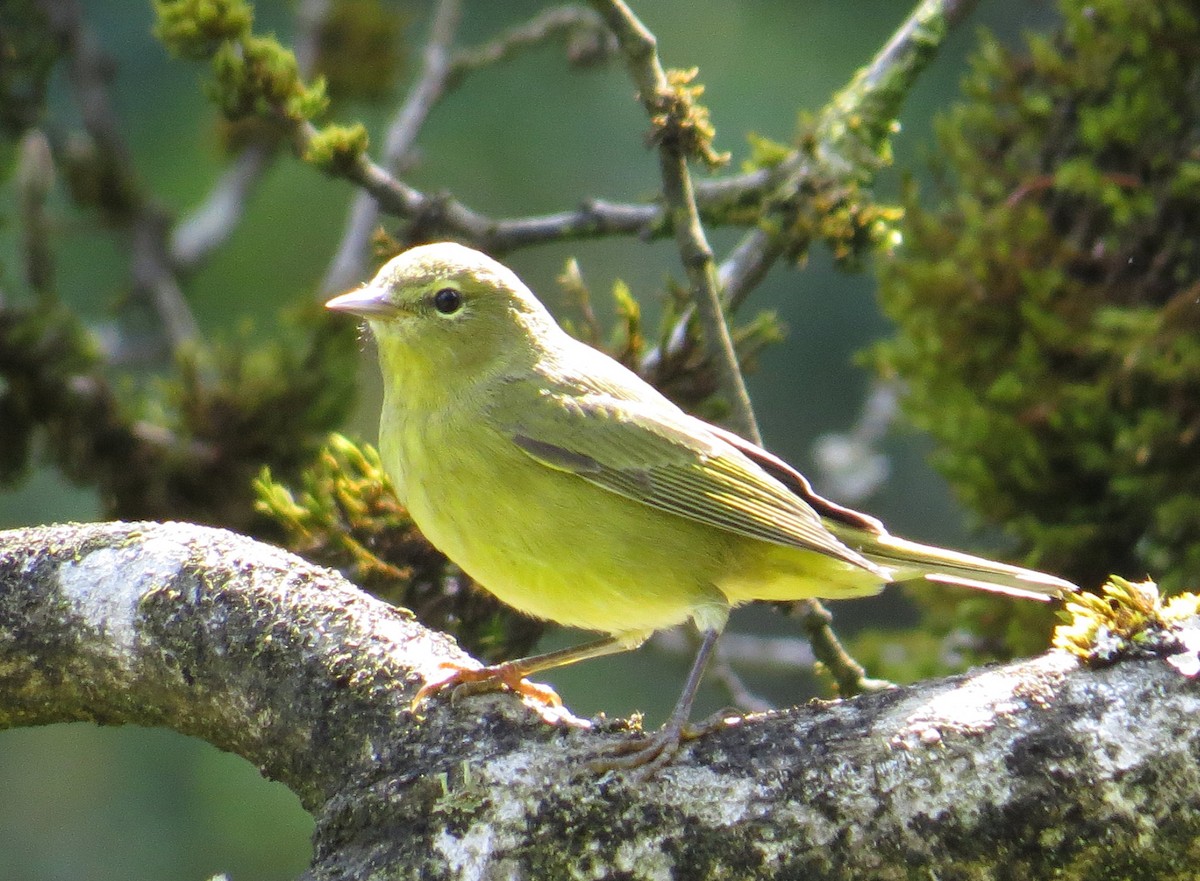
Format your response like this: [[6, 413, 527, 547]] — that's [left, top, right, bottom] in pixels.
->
[[829, 524, 1078, 601]]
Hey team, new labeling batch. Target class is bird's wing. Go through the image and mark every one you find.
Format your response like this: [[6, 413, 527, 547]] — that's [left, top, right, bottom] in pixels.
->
[[502, 391, 873, 570], [707, 423, 1077, 600]]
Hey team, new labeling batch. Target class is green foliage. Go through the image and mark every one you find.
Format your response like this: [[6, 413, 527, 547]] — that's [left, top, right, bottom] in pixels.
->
[[153, 0, 253, 61], [741, 133, 791, 173], [1053, 576, 1200, 674], [254, 434, 544, 662], [209, 35, 328, 122], [155, 0, 328, 125], [0, 301, 102, 483], [0, 297, 361, 534], [876, 0, 1200, 595], [133, 311, 358, 528], [305, 123, 369, 175], [750, 114, 903, 273], [649, 67, 730, 170]]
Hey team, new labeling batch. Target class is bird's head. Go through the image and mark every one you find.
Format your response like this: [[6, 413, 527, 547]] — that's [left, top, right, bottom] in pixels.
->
[[327, 242, 558, 393]]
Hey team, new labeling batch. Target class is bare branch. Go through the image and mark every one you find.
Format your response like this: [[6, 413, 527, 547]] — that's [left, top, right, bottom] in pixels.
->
[[0, 521, 466, 811], [312, 6, 792, 276], [321, 4, 617, 294], [717, 0, 981, 308], [451, 4, 614, 74]]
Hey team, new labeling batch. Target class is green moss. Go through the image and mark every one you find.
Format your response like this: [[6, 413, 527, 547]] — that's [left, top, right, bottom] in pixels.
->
[[648, 67, 730, 170], [742, 133, 791, 172], [155, 1, 329, 126], [305, 123, 369, 175], [875, 0, 1200, 593], [153, 0, 253, 61], [0, 301, 102, 483], [1053, 575, 1200, 669], [210, 35, 317, 121]]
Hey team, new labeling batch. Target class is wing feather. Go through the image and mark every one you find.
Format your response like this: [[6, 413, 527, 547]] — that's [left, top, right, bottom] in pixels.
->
[[507, 393, 874, 571]]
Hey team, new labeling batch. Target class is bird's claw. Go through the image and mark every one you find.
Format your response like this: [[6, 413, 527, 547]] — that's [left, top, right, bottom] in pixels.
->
[[413, 661, 564, 709], [412, 662, 591, 728], [588, 711, 743, 780]]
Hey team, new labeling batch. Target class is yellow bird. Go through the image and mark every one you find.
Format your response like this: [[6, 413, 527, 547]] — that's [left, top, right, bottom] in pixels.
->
[[326, 242, 1077, 773]]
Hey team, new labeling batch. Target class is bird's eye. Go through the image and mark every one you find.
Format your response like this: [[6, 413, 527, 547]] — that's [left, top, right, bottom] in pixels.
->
[[432, 288, 463, 315]]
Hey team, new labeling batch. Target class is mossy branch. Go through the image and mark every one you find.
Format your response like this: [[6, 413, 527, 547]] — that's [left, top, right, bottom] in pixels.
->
[[4, 521, 1200, 880]]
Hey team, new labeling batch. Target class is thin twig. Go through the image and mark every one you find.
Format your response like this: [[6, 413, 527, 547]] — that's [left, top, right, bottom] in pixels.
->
[[321, 5, 619, 293], [791, 600, 893, 696], [322, 148, 772, 253], [450, 5, 614, 75], [716, 0, 981, 315], [586, 0, 759, 442], [314, 6, 789, 278]]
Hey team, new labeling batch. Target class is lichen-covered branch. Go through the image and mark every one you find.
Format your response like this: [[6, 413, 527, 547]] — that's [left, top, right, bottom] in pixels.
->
[[0, 520, 461, 811], [3, 521, 1200, 880]]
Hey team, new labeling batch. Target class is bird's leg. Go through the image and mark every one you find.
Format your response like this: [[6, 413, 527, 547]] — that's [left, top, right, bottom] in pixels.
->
[[590, 626, 724, 778], [413, 634, 635, 711]]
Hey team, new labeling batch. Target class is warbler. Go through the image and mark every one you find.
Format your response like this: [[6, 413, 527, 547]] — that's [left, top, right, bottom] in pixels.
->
[[326, 242, 1077, 772]]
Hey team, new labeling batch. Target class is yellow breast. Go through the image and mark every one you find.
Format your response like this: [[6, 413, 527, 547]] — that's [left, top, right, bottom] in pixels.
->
[[387, 406, 732, 638]]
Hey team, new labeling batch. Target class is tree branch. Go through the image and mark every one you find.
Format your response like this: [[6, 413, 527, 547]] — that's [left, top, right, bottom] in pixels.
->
[[321, 3, 618, 294], [719, 0, 981, 310], [3, 521, 1197, 879], [586, 0, 758, 443], [321, 0, 464, 295]]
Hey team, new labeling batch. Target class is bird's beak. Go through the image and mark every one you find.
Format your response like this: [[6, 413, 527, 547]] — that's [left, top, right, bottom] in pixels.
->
[[325, 284, 396, 317]]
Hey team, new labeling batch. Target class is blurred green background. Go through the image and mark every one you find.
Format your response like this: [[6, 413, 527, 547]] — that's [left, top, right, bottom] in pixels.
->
[[0, 1, 1055, 878]]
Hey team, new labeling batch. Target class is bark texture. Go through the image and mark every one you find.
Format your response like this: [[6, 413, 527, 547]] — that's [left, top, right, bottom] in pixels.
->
[[2, 521, 1197, 880]]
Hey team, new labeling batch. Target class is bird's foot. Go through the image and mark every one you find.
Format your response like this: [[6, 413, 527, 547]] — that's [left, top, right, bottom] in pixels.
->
[[412, 661, 589, 727], [588, 711, 742, 780]]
